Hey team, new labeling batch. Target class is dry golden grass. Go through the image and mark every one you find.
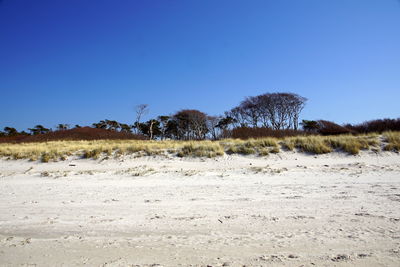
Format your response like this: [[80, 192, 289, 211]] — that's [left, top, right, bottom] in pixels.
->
[[281, 134, 379, 155], [222, 138, 278, 156], [383, 131, 400, 152], [177, 141, 224, 158], [0, 132, 396, 162]]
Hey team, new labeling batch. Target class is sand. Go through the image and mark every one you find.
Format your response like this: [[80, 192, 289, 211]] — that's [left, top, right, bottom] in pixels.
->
[[0, 151, 399, 266]]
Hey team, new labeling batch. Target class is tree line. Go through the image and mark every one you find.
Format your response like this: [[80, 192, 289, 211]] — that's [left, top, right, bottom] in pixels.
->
[[1, 92, 399, 140]]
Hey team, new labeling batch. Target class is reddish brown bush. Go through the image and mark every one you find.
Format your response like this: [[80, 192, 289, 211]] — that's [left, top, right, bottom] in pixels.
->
[[0, 127, 145, 143], [316, 120, 354, 135], [230, 127, 306, 139], [345, 118, 400, 133]]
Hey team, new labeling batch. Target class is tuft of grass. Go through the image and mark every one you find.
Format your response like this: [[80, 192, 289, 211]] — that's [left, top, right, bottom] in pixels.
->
[[269, 146, 280, 154], [258, 148, 269, 156], [82, 149, 102, 159], [41, 152, 51, 163]]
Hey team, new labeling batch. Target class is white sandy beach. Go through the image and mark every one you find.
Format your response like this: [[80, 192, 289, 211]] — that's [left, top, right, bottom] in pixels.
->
[[0, 152, 399, 266]]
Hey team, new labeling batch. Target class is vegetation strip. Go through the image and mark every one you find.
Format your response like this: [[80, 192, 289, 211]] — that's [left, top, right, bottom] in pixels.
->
[[0, 132, 398, 162]]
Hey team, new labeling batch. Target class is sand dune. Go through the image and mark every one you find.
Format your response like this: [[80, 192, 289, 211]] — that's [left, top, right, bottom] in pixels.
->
[[0, 152, 399, 266]]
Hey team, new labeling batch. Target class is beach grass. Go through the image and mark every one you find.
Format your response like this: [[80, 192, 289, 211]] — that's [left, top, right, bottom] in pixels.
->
[[383, 131, 400, 152], [0, 132, 396, 162]]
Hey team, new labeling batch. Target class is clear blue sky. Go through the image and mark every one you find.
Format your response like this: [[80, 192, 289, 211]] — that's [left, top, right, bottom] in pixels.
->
[[1, 0, 399, 131]]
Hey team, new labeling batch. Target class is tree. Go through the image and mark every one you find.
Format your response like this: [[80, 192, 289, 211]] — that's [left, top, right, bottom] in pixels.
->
[[239, 96, 261, 127], [134, 104, 149, 134], [165, 119, 179, 140], [229, 92, 307, 130], [92, 120, 107, 129], [217, 116, 235, 130], [301, 120, 319, 132], [225, 107, 247, 128], [137, 119, 161, 139], [105, 120, 120, 131], [207, 116, 222, 140], [157, 115, 170, 140], [120, 123, 132, 133], [3, 127, 18, 136], [172, 109, 209, 140], [56, 124, 69, 131], [28, 125, 50, 135]]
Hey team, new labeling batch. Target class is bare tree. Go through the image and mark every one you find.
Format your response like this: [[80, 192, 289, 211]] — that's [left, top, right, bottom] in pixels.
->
[[207, 116, 222, 140], [225, 107, 247, 128], [134, 104, 149, 134], [239, 96, 261, 127], [228, 92, 307, 130]]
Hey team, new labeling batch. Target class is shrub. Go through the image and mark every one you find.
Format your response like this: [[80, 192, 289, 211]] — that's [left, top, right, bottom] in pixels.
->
[[347, 118, 400, 133], [231, 127, 305, 139], [316, 120, 353, 135]]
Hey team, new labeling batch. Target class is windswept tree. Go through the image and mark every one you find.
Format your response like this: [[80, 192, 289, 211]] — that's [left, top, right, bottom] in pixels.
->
[[92, 120, 107, 129], [119, 123, 132, 133], [92, 120, 121, 131], [3, 127, 19, 136], [216, 116, 235, 130], [56, 124, 69, 131], [105, 120, 120, 131], [239, 96, 261, 128], [228, 92, 307, 130], [28, 125, 50, 135], [171, 109, 209, 140], [137, 119, 161, 139]]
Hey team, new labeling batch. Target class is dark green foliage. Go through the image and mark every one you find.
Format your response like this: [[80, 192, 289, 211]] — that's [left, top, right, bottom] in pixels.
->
[[28, 125, 50, 135]]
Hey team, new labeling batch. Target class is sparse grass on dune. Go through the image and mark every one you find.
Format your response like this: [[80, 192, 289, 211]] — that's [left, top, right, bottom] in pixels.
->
[[282, 136, 333, 154], [282, 134, 379, 155], [325, 135, 379, 155], [0, 140, 184, 162], [222, 138, 279, 156], [177, 141, 224, 158], [0, 132, 397, 162], [383, 131, 400, 152]]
